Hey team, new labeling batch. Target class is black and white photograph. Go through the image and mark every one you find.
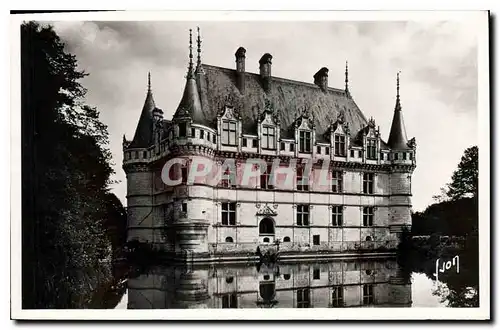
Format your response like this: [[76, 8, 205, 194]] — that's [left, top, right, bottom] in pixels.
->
[[10, 10, 490, 320]]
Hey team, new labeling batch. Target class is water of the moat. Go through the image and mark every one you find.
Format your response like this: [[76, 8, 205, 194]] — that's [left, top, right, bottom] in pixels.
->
[[94, 249, 478, 309]]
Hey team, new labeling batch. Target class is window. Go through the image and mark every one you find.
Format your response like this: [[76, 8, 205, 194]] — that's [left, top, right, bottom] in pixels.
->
[[363, 173, 374, 194], [365, 236, 372, 241], [259, 218, 275, 235], [332, 286, 344, 307], [263, 275, 270, 281], [299, 131, 312, 153], [332, 171, 343, 193], [252, 139, 258, 148], [222, 120, 237, 145], [181, 167, 188, 184], [297, 289, 310, 308], [220, 168, 236, 188], [313, 235, 320, 246], [207, 132, 210, 141], [222, 293, 238, 308], [181, 202, 187, 213], [363, 284, 374, 305], [284, 274, 291, 280], [290, 143, 295, 152], [358, 150, 363, 158], [280, 142, 285, 151], [367, 139, 377, 160], [262, 126, 276, 149], [225, 236, 234, 242], [260, 164, 274, 190], [394, 153, 399, 160], [403, 152, 407, 160], [313, 268, 320, 279], [191, 127, 196, 137], [297, 205, 310, 226], [263, 237, 270, 243], [226, 277, 234, 283], [200, 130, 204, 139], [380, 152, 384, 160], [283, 236, 291, 242], [317, 146, 321, 154], [363, 207, 374, 226], [222, 203, 237, 225], [296, 167, 309, 191], [179, 123, 187, 137], [332, 206, 343, 227], [134, 151, 138, 159], [334, 134, 346, 156], [350, 150, 355, 158], [143, 151, 147, 158], [326, 147, 330, 155], [242, 138, 247, 147], [212, 134, 216, 143], [409, 152, 413, 160]]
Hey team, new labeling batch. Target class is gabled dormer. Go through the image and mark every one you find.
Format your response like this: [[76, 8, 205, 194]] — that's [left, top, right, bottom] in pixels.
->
[[360, 117, 381, 163], [257, 98, 280, 154], [217, 97, 242, 151], [329, 111, 350, 159], [293, 107, 315, 156]]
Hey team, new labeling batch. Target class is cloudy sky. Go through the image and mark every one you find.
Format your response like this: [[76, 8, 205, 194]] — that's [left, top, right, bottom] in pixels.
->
[[51, 18, 478, 211]]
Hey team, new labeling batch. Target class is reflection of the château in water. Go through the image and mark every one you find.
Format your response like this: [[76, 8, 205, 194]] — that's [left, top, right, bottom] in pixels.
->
[[127, 258, 411, 309]]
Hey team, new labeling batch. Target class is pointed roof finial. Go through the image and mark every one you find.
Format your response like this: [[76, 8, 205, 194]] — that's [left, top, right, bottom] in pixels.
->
[[187, 28, 194, 77], [395, 71, 401, 111], [397, 71, 400, 97], [147, 72, 151, 93], [345, 61, 350, 96], [196, 26, 202, 67]]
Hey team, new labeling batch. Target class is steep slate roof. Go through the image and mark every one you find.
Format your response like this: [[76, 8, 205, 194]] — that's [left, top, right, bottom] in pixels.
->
[[197, 64, 369, 139], [129, 87, 155, 149]]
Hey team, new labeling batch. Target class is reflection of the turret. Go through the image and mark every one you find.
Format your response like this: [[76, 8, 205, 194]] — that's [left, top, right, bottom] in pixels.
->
[[127, 258, 411, 309]]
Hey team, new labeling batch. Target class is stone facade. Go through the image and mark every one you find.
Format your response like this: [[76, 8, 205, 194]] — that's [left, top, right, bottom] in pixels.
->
[[122, 31, 416, 259]]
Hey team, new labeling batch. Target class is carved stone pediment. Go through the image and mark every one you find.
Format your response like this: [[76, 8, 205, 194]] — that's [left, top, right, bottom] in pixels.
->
[[256, 204, 278, 216]]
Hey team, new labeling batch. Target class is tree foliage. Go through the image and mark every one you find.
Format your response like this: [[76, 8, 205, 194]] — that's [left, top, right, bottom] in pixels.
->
[[447, 146, 478, 200], [21, 21, 126, 308]]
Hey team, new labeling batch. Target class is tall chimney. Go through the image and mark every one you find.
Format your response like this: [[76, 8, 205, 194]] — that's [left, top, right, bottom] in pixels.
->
[[235, 47, 246, 93], [259, 53, 273, 92], [313, 67, 329, 92]]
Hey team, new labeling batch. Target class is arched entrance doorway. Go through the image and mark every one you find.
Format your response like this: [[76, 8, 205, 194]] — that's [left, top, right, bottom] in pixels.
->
[[259, 217, 275, 244]]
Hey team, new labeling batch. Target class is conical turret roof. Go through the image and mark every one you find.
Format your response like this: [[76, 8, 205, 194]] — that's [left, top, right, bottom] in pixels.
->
[[129, 73, 155, 148], [387, 72, 410, 150], [173, 28, 206, 125]]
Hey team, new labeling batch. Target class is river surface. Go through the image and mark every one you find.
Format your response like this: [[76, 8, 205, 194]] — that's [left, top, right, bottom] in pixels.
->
[[97, 252, 478, 309]]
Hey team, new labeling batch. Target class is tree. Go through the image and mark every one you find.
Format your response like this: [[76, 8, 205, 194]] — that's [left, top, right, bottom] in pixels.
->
[[21, 21, 122, 308], [446, 146, 478, 200]]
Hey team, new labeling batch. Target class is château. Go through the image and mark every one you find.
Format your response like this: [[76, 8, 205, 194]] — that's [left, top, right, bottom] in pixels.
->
[[122, 28, 417, 261]]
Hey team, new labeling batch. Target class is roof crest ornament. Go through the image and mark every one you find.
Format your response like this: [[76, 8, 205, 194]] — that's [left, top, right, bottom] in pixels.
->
[[345, 61, 350, 97], [196, 26, 205, 74], [187, 28, 194, 78], [395, 70, 401, 111], [147, 72, 151, 93]]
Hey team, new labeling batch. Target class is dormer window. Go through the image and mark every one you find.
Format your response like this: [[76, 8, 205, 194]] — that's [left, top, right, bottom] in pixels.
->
[[222, 120, 237, 146], [334, 134, 346, 156], [262, 126, 276, 149], [299, 131, 312, 153], [367, 139, 377, 160]]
